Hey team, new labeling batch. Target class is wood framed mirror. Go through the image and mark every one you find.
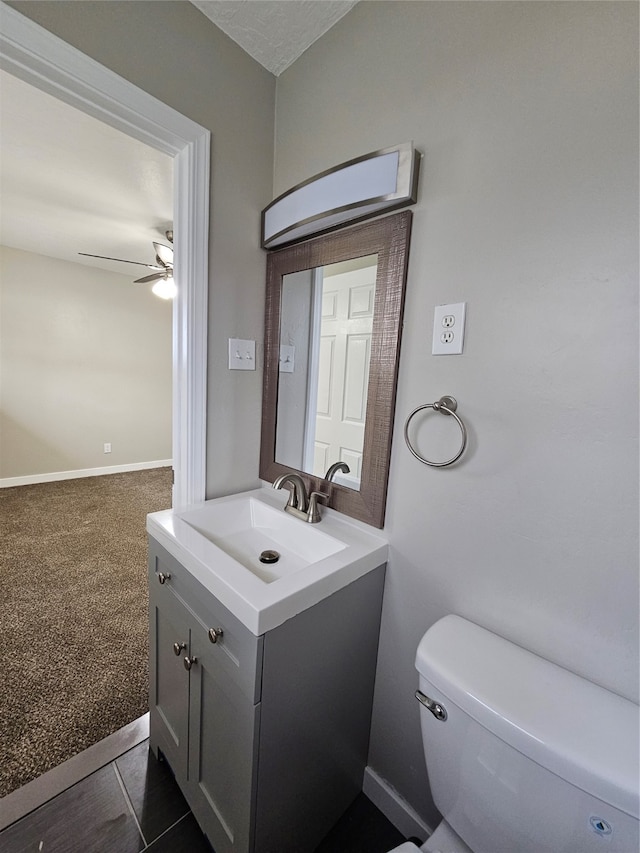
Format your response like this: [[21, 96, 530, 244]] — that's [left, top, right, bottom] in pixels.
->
[[260, 211, 412, 528]]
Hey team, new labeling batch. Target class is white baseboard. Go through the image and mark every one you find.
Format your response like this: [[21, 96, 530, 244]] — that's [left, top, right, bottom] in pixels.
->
[[363, 766, 433, 842], [0, 460, 173, 489]]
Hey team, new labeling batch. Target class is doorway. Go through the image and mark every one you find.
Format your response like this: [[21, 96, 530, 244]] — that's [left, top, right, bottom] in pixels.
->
[[0, 1, 209, 508], [0, 69, 174, 484], [0, 4, 209, 795]]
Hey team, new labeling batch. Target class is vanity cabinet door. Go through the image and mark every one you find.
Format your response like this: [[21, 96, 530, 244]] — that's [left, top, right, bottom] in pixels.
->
[[149, 585, 191, 782], [186, 623, 260, 853]]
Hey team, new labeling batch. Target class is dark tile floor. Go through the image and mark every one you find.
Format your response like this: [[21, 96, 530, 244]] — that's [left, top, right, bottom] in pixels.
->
[[0, 739, 406, 853]]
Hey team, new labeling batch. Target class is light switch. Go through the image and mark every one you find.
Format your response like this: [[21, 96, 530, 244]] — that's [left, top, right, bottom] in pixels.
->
[[228, 338, 256, 370], [279, 345, 295, 373]]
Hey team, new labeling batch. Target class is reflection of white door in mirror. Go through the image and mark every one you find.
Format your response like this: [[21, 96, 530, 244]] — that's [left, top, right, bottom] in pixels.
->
[[304, 258, 377, 489], [276, 256, 377, 490]]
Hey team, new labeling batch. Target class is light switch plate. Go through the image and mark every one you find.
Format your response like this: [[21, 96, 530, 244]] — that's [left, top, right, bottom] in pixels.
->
[[432, 302, 466, 355], [228, 338, 256, 370]]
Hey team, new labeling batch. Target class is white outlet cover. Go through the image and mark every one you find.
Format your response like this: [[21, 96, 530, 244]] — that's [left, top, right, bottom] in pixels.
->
[[432, 302, 466, 355], [228, 338, 256, 370]]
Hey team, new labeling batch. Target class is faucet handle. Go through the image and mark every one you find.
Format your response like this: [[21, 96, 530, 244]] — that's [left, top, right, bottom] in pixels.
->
[[307, 491, 329, 523]]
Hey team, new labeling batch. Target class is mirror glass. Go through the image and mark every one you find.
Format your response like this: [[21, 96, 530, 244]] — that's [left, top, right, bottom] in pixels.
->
[[260, 212, 412, 528], [275, 254, 378, 490]]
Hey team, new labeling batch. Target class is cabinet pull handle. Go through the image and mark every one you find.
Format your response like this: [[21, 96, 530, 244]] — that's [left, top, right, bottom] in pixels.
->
[[173, 642, 187, 656], [157, 572, 171, 585], [183, 655, 197, 671], [208, 627, 224, 644]]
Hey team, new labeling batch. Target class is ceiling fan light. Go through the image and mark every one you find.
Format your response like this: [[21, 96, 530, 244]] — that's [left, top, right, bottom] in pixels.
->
[[152, 276, 177, 300]]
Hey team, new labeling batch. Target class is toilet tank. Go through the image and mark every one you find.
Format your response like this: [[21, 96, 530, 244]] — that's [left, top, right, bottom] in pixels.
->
[[415, 615, 639, 853]]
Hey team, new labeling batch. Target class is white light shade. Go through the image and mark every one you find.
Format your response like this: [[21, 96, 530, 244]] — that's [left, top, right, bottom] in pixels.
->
[[152, 276, 177, 300], [262, 142, 420, 249]]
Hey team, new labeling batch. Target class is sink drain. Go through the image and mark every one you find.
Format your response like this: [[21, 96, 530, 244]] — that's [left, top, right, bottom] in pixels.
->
[[259, 549, 280, 564]]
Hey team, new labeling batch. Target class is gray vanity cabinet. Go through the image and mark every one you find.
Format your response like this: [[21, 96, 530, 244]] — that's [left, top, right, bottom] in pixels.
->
[[149, 540, 262, 853], [148, 536, 385, 853]]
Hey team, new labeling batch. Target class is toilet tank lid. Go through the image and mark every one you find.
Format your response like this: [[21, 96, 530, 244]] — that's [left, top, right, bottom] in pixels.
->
[[415, 615, 639, 820]]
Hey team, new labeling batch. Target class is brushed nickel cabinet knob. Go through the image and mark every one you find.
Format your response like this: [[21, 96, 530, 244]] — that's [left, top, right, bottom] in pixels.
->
[[183, 655, 197, 671], [157, 572, 171, 585], [208, 627, 224, 644], [173, 642, 187, 656]]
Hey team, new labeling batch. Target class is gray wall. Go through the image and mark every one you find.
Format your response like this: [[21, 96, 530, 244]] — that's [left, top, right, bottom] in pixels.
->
[[275, 1, 639, 825], [9, 0, 276, 497], [0, 246, 172, 478]]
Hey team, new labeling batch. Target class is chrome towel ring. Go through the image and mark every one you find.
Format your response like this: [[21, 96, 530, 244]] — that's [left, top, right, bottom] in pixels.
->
[[404, 396, 468, 467]]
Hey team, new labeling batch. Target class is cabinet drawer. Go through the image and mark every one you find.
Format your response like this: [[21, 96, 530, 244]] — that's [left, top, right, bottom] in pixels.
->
[[149, 538, 263, 703]]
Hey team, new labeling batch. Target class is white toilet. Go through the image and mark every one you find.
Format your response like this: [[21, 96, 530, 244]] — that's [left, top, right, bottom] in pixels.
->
[[388, 615, 639, 853]]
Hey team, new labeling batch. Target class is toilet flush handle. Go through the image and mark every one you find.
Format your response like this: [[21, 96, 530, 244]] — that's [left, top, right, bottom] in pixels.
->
[[415, 690, 448, 721]]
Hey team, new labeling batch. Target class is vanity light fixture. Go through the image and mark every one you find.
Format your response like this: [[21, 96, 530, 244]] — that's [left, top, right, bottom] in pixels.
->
[[261, 142, 421, 249]]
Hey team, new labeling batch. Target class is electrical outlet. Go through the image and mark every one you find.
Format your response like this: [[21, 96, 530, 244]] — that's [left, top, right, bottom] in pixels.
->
[[432, 303, 466, 355], [104, 443, 112, 453]]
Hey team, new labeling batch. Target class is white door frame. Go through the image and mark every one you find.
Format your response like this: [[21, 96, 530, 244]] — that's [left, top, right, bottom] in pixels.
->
[[0, 3, 208, 507]]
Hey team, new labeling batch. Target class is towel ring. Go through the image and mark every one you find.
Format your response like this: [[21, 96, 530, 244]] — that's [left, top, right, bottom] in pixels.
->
[[404, 396, 467, 468]]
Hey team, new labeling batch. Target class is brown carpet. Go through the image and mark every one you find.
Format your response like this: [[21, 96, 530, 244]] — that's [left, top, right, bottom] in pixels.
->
[[0, 467, 172, 798]]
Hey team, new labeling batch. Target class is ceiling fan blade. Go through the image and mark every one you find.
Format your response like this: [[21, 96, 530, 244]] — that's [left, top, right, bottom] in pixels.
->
[[78, 252, 162, 270], [134, 272, 168, 284], [153, 242, 174, 267]]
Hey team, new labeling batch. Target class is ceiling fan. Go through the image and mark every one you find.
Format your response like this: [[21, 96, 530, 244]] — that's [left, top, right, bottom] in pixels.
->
[[78, 230, 176, 299]]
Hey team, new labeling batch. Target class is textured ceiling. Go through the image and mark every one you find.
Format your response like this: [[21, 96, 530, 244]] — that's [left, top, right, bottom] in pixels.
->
[[0, 70, 173, 279], [192, 0, 358, 75]]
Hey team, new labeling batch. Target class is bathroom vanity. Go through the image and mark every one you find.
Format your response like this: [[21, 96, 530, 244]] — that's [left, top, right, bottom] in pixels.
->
[[147, 488, 388, 853]]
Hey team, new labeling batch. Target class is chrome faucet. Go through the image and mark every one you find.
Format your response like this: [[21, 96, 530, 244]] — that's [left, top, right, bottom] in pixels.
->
[[272, 473, 329, 523], [324, 461, 350, 482]]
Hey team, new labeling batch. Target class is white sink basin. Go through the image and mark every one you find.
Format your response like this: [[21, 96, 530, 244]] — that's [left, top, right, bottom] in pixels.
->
[[147, 487, 388, 635], [180, 497, 346, 583]]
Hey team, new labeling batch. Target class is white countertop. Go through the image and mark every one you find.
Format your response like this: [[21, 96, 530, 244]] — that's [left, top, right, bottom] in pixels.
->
[[147, 487, 388, 635]]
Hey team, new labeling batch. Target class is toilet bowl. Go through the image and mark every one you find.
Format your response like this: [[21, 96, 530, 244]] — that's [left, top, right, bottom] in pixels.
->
[[384, 615, 639, 853]]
